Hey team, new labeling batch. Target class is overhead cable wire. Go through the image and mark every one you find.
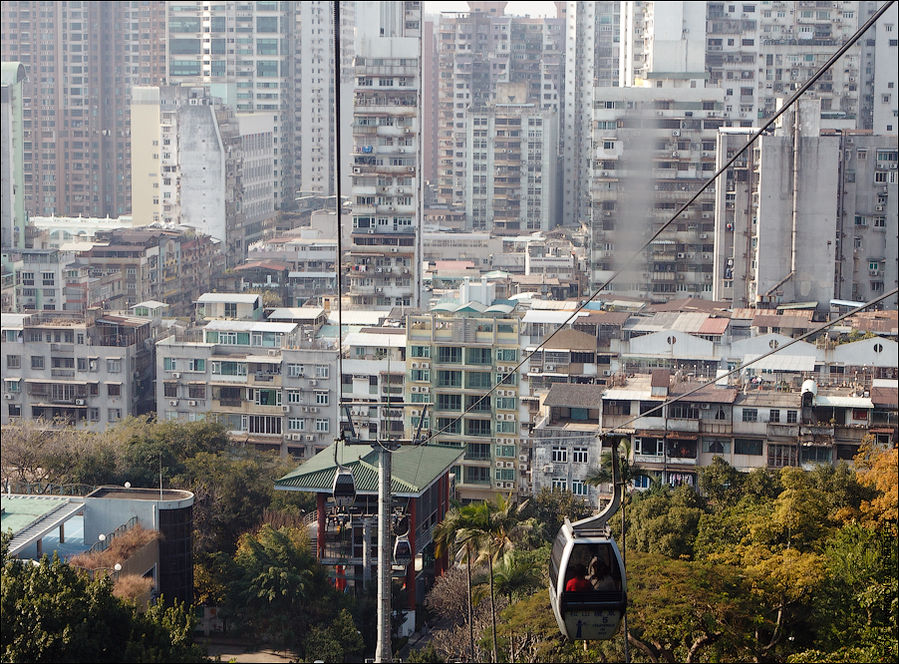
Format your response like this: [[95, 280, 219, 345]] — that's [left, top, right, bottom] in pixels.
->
[[417, 0, 896, 447]]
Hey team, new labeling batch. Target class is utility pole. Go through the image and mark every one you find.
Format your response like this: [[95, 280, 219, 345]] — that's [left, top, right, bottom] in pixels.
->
[[376, 447, 393, 663]]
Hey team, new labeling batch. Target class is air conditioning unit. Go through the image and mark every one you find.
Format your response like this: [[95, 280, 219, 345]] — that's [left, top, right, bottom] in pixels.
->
[[189, 400, 198, 407], [4, 394, 14, 400], [268, 349, 279, 356], [875, 205, 884, 211], [75, 398, 85, 405], [410, 386, 419, 393], [172, 373, 181, 379], [890, 163, 897, 170], [677, 252, 686, 258], [411, 362, 419, 369], [309, 406, 318, 413], [602, 370, 612, 377], [353, 167, 362, 174], [519, 463, 528, 471], [545, 364, 555, 372], [519, 454, 528, 462], [305, 434, 315, 441], [672, 129, 681, 137], [700, 403, 711, 409], [169, 400, 178, 406], [672, 152, 679, 158], [282, 405, 290, 412], [309, 379, 317, 386], [700, 233, 708, 239]]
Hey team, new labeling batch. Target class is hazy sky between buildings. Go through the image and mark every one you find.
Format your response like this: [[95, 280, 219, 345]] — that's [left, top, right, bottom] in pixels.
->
[[425, 1, 559, 18]]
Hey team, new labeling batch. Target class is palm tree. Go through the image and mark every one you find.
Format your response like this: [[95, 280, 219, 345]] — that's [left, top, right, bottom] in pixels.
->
[[458, 495, 533, 664], [433, 502, 481, 662]]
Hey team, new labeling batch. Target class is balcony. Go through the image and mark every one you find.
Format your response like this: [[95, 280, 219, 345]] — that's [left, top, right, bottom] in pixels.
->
[[634, 454, 666, 466], [767, 423, 799, 439], [667, 419, 700, 433]]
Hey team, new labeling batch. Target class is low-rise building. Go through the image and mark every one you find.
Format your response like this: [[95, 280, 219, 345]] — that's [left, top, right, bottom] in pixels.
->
[[2, 309, 157, 429]]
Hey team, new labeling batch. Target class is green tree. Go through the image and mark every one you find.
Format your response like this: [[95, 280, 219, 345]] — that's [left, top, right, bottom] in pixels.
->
[[1, 554, 205, 663], [697, 455, 744, 507], [302, 608, 364, 662], [226, 525, 336, 652], [519, 489, 592, 543], [456, 495, 532, 663], [626, 484, 705, 559]]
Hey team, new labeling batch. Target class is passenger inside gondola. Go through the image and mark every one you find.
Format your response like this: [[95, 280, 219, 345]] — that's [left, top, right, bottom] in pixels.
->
[[564, 563, 593, 592]]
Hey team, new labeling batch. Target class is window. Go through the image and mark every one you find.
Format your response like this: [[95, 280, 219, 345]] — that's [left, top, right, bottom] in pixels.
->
[[800, 446, 832, 464], [410, 345, 431, 358], [437, 370, 462, 387], [188, 358, 205, 372], [466, 372, 492, 389], [571, 479, 589, 496], [288, 364, 305, 377], [734, 438, 763, 455], [7, 355, 20, 369], [164, 383, 178, 398], [466, 348, 491, 364], [315, 365, 329, 379], [164, 357, 177, 371], [496, 348, 518, 362], [4, 379, 20, 393], [437, 417, 461, 434], [551, 477, 568, 491], [188, 385, 205, 399], [572, 447, 588, 464], [768, 444, 797, 468], [465, 419, 491, 437], [741, 408, 758, 422], [495, 468, 515, 481], [106, 359, 121, 373], [107, 383, 121, 397], [496, 444, 516, 458], [287, 390, 301, 404], [496, 396, 516, 410], [769, 409, 780, 423], [410, 369, 430, 382], [786, 410, 798, 423], [31, 356, 45, 369], [605, 400, 631, 416], [315, 391, 329, 405], [436, 393, 462, 411], [288, 417, 304, 431], [437, 346, 461, 363], [108, 408, 122, 423], [467, 442, 491, 460], [669, 402, 699, 419], [702, 439, 731, 454], [635, 437, 663, 456], [315, 418, 329, 433]]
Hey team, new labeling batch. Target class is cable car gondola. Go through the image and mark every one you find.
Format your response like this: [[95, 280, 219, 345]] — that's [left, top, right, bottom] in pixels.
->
[[331, 441, 356, 509], [549, 445, 627, 641]]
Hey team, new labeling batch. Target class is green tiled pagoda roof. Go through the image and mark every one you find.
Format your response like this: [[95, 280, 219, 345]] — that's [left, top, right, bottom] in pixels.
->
[[275, 443, 464, 497]]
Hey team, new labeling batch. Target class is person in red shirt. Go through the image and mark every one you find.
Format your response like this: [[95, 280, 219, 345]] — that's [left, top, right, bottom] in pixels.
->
[[565, 563, 593, 592]]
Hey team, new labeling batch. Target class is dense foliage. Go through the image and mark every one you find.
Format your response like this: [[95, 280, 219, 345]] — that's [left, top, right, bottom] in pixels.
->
[[412, 440, 898, 663], [0, 535, 205, 663]]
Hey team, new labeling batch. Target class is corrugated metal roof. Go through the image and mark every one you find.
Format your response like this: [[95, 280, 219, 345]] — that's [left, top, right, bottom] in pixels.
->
[[743, 354, 816, 371], [543, 383, 606, 408], [870, 386, 898, 408], [275, 443, 463, 496], [698, 317, 730, 335], [814, 395, 873, 408]]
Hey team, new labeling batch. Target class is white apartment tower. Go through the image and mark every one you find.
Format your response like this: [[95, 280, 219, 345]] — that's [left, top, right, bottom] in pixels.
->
[[130, 86, 275, 266], [348, 1, 422, 309], [165, 1, 292, 209], [713, 101, 898, 310], [563, 1, 622, 228], [293, 1, 355, 197]]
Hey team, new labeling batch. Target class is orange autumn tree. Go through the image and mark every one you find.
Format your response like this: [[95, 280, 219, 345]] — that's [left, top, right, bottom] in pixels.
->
[[852, 438, 899, 535]]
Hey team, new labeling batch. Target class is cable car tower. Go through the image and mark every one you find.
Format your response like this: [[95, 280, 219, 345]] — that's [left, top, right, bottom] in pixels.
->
[[549, 438, 627, 642]]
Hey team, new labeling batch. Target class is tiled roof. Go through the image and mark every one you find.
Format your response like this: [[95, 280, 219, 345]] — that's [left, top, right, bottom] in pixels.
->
[[543, 383, 607, 408], [871, 386, 898, 408], [542, 328, 597, 351], [752, 314, 814, 329], [671, 382, 739, 403], [275, 443, 463, 497], [698, 317, 730, 335]]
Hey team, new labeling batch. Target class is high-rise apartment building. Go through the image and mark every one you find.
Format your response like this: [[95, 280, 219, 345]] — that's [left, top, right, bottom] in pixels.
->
[[164, 1, 292, 209], [293, 1, 355, 198], [131, 86, 275, 266], [0, 1, 166, 217], [435, 5, 564, 213], [589, 87, 726, 299], [712, 101, 898, 310], [348, 1, 422, 309], [871, 1, 898, 135], [464, 100, 559, 233], [405, 307, 528, 501], [562, 1, 622, 228], [1, 62, 27, 253]]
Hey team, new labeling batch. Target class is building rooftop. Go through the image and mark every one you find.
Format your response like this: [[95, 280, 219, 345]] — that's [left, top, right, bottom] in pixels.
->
[[543, 383, 607, 408], [196, 293, 261, 304], [275, 443, 464, 497]]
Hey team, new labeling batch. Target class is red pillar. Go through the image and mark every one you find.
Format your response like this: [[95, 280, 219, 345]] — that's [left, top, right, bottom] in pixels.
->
[[316, 493, 326, 560], [407, 497, 417, 610]]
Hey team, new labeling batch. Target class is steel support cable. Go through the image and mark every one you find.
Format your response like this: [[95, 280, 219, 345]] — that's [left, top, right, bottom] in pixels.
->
[[334, 1, 345, 414], [416, 0, 896, 447]]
